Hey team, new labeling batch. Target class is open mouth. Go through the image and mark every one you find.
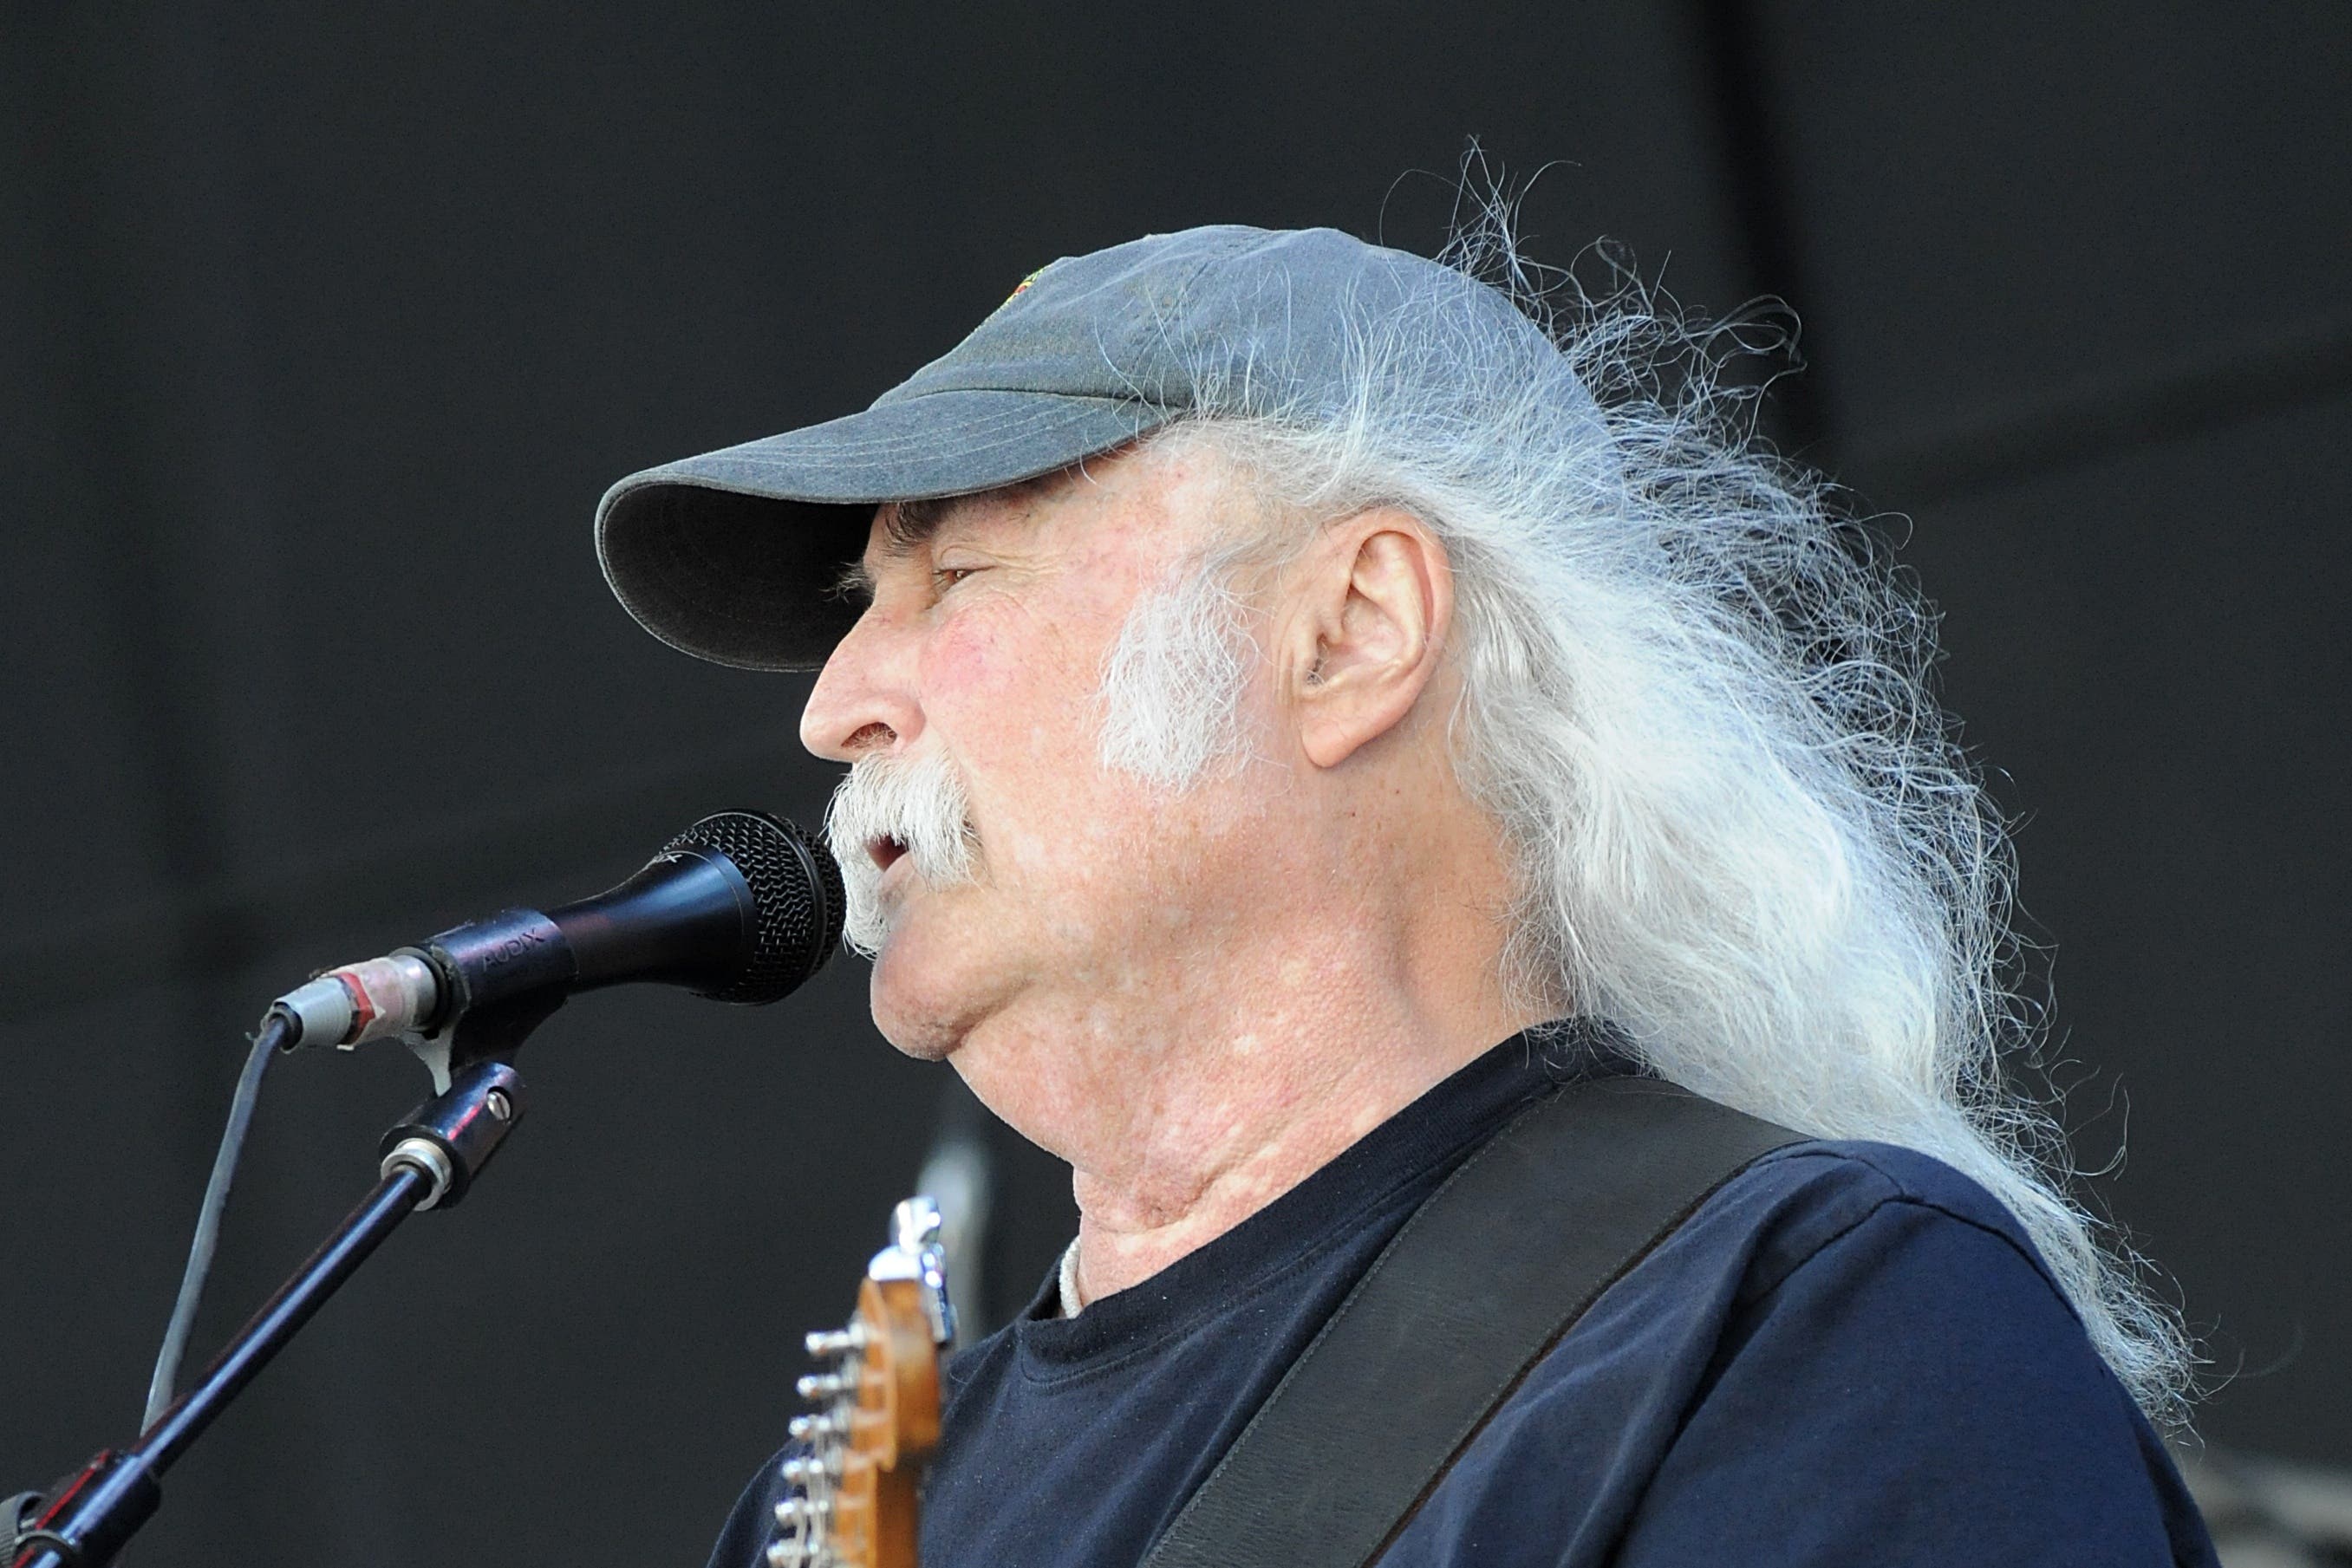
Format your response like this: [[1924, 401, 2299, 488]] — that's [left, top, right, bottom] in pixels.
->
[[868, 836, 909, 875]]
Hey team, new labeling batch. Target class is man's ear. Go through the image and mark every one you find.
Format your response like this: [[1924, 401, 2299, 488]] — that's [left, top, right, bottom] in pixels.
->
[[1279, 509, 1454, 770]]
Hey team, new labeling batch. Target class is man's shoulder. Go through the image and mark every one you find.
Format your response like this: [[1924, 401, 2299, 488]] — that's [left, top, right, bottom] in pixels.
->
[[1438, 1114, 2115, 1443], [1740, 1135, 2030, 1226], [1659, 1132, 2072, 1317], [1385, 1133, 2210, 1566]]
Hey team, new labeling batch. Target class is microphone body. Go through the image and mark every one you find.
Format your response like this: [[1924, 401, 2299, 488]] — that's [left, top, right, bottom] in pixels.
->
[[270, 810, 843, 1053]]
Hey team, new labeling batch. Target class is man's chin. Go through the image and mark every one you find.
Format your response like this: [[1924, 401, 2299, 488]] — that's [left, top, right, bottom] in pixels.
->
[[865, 915, 987, 1064]]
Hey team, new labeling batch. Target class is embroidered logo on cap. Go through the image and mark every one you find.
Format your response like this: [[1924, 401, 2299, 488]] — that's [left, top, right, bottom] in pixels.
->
[[1003, 268, 1044, 307]]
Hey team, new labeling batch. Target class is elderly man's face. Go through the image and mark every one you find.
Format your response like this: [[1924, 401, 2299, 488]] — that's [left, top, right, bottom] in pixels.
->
[[799, 445, 1274, 1064]]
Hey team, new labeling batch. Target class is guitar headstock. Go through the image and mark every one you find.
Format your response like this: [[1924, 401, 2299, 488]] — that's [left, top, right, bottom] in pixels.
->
[[767, 1198, 954, 1568]]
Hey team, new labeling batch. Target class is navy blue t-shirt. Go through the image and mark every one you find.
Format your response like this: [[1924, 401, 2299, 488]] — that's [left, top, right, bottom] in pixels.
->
[[710, 1034, 2216, 1566]]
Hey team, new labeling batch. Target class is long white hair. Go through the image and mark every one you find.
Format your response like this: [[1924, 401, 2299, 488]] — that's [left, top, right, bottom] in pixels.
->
[[1117, 212, 2195, 1424]]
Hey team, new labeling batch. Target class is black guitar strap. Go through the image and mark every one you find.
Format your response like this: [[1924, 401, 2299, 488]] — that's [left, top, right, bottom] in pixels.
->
[[1139, 1076, 1801, 1568]]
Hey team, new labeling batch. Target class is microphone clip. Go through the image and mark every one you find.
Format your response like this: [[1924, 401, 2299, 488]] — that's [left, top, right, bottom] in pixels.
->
[[268, 935, 567, 1093]]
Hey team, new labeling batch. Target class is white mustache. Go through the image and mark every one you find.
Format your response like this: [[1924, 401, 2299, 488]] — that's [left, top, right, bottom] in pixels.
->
[[823, 749, 981, 956]]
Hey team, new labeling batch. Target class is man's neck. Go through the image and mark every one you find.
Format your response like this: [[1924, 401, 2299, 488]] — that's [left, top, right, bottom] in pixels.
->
[[952, 953, 1532, 1309], [941, 738, 1538, 1309], [1066, 1031, 1469, 1307]]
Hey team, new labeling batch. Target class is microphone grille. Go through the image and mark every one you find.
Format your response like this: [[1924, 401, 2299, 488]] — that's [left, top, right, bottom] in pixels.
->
[[664, 810, 845, 1005]]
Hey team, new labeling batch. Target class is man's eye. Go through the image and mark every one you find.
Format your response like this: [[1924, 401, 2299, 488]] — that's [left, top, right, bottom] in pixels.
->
[[934, 565, 983, 590]]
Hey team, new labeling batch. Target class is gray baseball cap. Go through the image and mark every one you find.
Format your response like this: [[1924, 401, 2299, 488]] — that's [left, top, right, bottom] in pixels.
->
[[595, 224, 1567, 671]]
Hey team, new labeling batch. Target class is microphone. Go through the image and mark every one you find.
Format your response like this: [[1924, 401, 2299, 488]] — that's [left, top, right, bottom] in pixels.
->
[[269, 810, 844, 1054]]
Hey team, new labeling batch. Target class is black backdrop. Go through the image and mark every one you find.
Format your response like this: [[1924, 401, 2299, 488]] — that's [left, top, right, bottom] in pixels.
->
[[4, 4, 2349, 1565]]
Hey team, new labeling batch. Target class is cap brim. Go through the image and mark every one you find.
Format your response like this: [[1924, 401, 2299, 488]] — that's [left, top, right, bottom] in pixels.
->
[[596, 389, 1166, 671]]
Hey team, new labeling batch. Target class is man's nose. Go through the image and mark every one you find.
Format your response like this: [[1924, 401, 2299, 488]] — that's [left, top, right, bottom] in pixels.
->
[[800, 610, 921, 761]]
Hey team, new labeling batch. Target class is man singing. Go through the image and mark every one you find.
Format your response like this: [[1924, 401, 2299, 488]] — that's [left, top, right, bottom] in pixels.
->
[[595, 223, 2216, 1565]]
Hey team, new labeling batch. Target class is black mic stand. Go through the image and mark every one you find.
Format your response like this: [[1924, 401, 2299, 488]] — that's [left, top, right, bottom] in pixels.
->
[[10, 1055, 527, 1568]]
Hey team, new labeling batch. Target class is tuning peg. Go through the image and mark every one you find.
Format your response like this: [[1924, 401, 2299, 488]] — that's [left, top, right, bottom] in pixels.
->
[[796, 1370, 855, 1400], [804, 1324, 867, 1358], [785, 1448, 844, 1480], [773, 1495, 830, 1526], [787, 1413, 836, 1441]]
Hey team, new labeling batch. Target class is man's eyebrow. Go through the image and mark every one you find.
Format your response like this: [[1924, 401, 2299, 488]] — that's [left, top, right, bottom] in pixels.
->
[[846, 481, 1057, 596], [829, 497, 955, 608], [879, 495, 954, 552]]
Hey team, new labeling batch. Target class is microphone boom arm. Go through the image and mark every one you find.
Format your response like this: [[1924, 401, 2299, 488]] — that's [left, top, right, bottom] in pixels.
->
[[9, 1060, 527, 1568]]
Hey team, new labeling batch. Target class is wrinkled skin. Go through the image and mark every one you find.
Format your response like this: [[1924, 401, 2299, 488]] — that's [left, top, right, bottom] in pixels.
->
[[799, 442, 1535, 1304]]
